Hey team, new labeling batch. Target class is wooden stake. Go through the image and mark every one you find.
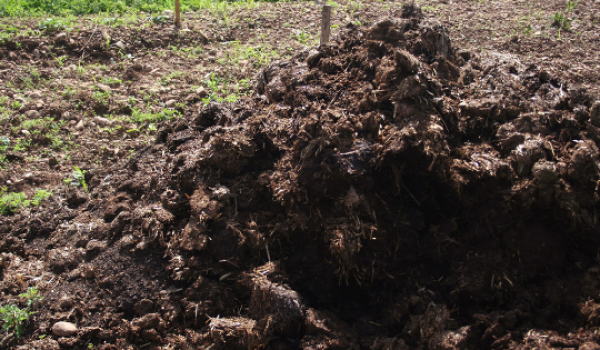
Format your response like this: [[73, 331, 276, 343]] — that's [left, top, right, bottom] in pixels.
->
[[175, 0, 182, 28], [320, 5, 332, 47]]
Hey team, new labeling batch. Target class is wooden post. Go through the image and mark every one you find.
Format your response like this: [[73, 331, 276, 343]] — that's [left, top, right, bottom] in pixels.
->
[[175, 0, 182, 28], [320, 5, 331, 47]]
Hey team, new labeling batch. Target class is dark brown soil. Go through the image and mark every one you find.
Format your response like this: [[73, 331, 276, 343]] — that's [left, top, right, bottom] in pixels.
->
[[3, 1, 600, 349]]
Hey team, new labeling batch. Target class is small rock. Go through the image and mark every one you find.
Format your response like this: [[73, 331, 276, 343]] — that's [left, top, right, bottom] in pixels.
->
[[52, 321, 78, 337], [163, 10, 174, 18], [8, 52, 18, 60], [33, 49, 40, 59], [165, 99, 177, 108], [59, 297, 73, 310], [86, 240, 108, 253], [21, 130, 31, 137], [114, 41, 125, 50], [75, 120, 85, 131], [55, 32, 67, 41], [34, 100, 44, 109], [185, 93, 199, 102], [131, 313, 161, 329], [93, 116, 112, 127], [25, 110, 41, 119], [61, 111, 71, 120], [195, 86, 209, 98], [96, 83, 111, 93], [30, 91, 42, 99]]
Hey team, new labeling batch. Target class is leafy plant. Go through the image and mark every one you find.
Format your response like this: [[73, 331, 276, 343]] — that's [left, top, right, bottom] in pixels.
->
[[11, 100, 22, 110], [291, 30, 313, 44], [0, 136, 9, 152], [72, 166, 88, 192], [552, 12, 573, 30], [39, 18, 65, 32], [55, 55, 68, 67], [101, 77, 122, 87], [129, 108, 179, 126], [0, 191, 28, 215], [19, 287, 43, 308], [0, 304, 32, 338], [0, 188, 52, 216], [31, 189, 52, 206], [148, 14, 171, 24], [0, 287, 42, 338]]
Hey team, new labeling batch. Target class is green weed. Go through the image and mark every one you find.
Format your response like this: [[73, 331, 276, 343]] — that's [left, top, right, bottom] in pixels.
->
[[73, 166, 87, 191], [0, 191, 28, 215], [38, 18, 65, 32], [291, 30, 314, 44], [129, 108, 179, 126], [0, 287, 43, 338], [11, 100, 22, 111], [0, 188, 51, 216], [553, 12, 573, 30]]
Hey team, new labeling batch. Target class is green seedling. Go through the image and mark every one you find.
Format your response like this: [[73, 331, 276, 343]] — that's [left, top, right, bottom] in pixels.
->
[[552, 12, 573, 30], [291, 30, 313, 44], [38, 18, 65, 32], [0, 191, 28, 215], [0, 304, 32, 338], [0, 287, 43, 338], [148, 14, 171, 24], [31, 189, 52, 206], [19, 288, 43, 308], [73, 166, 88, 191], [0, 188, 52, 215]]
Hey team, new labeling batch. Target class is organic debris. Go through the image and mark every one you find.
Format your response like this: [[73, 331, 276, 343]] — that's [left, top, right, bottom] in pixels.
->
[[3, 6, 600, 349]]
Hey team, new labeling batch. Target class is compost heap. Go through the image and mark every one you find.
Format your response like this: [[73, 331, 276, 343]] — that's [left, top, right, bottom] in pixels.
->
[[11, 8, 600, 350]]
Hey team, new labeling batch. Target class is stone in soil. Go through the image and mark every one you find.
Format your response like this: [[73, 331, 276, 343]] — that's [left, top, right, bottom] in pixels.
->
[[51, 321, 78, 337]]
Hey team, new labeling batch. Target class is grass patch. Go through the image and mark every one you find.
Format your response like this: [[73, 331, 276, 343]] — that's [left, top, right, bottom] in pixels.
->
[[0, 0, 270, 17]]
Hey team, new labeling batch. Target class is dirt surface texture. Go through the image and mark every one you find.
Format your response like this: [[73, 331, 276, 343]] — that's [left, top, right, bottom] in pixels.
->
[[3, 1, 600, 350]]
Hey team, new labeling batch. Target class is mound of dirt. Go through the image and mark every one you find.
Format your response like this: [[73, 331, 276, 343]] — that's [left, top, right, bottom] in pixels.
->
[[4, 6, 600, 349]]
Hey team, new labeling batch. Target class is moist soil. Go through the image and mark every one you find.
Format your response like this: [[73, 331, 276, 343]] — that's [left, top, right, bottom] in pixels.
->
[[3, 0, 600, 349]]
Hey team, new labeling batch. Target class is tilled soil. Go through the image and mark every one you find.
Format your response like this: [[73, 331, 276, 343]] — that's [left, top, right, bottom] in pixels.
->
[[3, 1, 600, 350]]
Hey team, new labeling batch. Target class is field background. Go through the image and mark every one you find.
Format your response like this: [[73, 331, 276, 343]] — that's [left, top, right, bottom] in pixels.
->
[[1, 0, 600, 348]]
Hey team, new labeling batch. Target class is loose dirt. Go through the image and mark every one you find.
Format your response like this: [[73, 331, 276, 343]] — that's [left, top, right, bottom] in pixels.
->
[[3, 1, 600, 349]]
